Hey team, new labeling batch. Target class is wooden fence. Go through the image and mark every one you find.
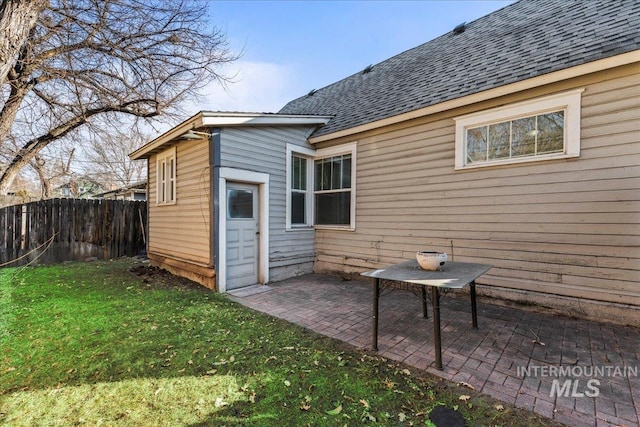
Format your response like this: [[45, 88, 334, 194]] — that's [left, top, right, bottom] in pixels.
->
[[0, 198, 147, 267]]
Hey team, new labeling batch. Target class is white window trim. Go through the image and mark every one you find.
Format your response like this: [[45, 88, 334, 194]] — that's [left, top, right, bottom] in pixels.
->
[[313, 142, 357, 231], [285, 144, 315, 231], [156, 146, 177, 205], [454, 88, 584, 170]]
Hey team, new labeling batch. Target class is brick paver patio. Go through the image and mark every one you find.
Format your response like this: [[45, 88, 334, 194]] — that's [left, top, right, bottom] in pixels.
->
[[229, 274, 639, 427]]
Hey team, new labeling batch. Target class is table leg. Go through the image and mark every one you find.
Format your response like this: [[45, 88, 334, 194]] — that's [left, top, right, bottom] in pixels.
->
[[372, 278, 379, 351], [470, 281, 478, 329], [431, 286, 443, 370], [421, 286, 428, 318]]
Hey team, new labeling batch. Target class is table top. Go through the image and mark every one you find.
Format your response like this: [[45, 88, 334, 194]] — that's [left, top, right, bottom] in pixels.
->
[[360, 260, 493, 289]]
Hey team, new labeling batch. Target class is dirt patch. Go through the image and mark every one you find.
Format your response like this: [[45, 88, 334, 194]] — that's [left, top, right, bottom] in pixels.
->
[[128, 265, 207, 292]]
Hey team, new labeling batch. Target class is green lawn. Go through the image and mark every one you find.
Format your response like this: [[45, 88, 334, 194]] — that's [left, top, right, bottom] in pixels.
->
[[0, 259, 559, 426]]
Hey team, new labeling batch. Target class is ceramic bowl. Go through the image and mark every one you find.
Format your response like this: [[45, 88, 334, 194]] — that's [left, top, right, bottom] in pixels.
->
[[416, 251, 448, 271]]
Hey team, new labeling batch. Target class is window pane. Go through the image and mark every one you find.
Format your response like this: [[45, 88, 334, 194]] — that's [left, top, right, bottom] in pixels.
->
[[488, 122, 510, 160], [511, 116, 536, 157], [227, 189, 253, 219], [331, 157, 342, 190], [466, 126, 487, 163], [291, 191, 305, 224], [341, 155, 352, 188], [315, 158, 332, 191], [292, 155, 307, 191], [537, 111, 564, 154], [315, 192, 350, 225]]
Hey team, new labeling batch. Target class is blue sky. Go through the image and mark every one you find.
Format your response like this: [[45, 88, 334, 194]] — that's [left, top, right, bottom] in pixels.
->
[[198, 1, 515, 113]]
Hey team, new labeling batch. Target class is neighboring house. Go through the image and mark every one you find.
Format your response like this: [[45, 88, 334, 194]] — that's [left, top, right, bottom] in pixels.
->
[[54, 178, 107, 199], [95, 182, 147, 201], [131, 0, 639, 323]]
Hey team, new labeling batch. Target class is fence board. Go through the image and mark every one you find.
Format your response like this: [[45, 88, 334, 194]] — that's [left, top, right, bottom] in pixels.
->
[[0, 198, 147, 267]]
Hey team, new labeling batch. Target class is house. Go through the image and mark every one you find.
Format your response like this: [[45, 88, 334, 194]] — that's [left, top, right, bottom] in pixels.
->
[[94, 181, 147, 201], [54, 177, 107, 199], [131, 0, 639, 323]]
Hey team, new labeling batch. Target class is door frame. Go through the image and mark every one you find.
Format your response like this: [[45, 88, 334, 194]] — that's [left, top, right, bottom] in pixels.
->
[[217, 167, 269, 293]]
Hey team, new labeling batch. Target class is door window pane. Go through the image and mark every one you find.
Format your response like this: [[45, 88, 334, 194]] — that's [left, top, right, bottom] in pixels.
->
[[228, 189, 253, 219]]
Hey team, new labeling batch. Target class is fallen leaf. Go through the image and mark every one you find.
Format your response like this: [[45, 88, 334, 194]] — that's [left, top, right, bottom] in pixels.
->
[[214, 397, 228, 408], [284, 380, 291, 387], [495, 404, 504, 411], [457, 381, 475, 390], [402, 368, 411, 375], [398, 412, 407, 422], [326, 404, 342, 415], [359, 399, 369, 409], [459, 395, 471, 403]]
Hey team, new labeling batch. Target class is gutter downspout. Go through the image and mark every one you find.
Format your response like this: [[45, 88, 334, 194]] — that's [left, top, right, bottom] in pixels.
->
[[210, 128, 222, 290]]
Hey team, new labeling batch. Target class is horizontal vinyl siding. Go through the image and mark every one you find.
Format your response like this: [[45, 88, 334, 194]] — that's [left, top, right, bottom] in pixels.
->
[[220, 127, 316, 280], [148, 139, 211, 265], [314, 67, 640, 305]]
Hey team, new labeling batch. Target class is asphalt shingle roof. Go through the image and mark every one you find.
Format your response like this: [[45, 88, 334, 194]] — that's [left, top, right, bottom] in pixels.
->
[[278, 0, 640, 138]]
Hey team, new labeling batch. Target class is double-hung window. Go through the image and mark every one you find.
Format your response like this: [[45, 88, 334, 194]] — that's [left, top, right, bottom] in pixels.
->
[[286, 142, 357, 230], [156, 147, 176, 204], [454, 89, 583, 169], [286, 145, 314, 228], [313, 142, 356, 229]]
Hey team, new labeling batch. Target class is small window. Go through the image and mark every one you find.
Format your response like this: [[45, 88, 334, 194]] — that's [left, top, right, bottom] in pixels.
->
[[156, 147, 176, 204], [454, 89, 583, 169]]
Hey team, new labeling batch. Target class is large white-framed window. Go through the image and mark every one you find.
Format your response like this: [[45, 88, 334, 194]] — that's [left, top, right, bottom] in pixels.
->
[[286, 144, 314, 229], [156, 146, 176, 204], [285, 142, 357, 230], [314, 142, 357, 230], [454, 89, 583, 170]]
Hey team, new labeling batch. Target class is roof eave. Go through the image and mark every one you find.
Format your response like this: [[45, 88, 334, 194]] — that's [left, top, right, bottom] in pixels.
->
[[308, 50, 640, 144], [130, 112, 332, 160]]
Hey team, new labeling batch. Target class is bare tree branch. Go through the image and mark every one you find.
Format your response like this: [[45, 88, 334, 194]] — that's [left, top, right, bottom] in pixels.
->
[[0, 0, 236, 194], [0, 0, 47, 83]]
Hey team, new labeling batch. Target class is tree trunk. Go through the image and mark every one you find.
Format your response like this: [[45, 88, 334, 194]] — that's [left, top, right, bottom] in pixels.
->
[[0, 0, 46, 84]]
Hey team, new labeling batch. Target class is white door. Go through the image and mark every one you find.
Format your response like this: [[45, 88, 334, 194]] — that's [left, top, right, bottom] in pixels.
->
[[226, 183, 259, 290]]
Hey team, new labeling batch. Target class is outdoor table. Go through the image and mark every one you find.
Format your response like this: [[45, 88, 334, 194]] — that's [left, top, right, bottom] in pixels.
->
[[361, 260, 493, 370]]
